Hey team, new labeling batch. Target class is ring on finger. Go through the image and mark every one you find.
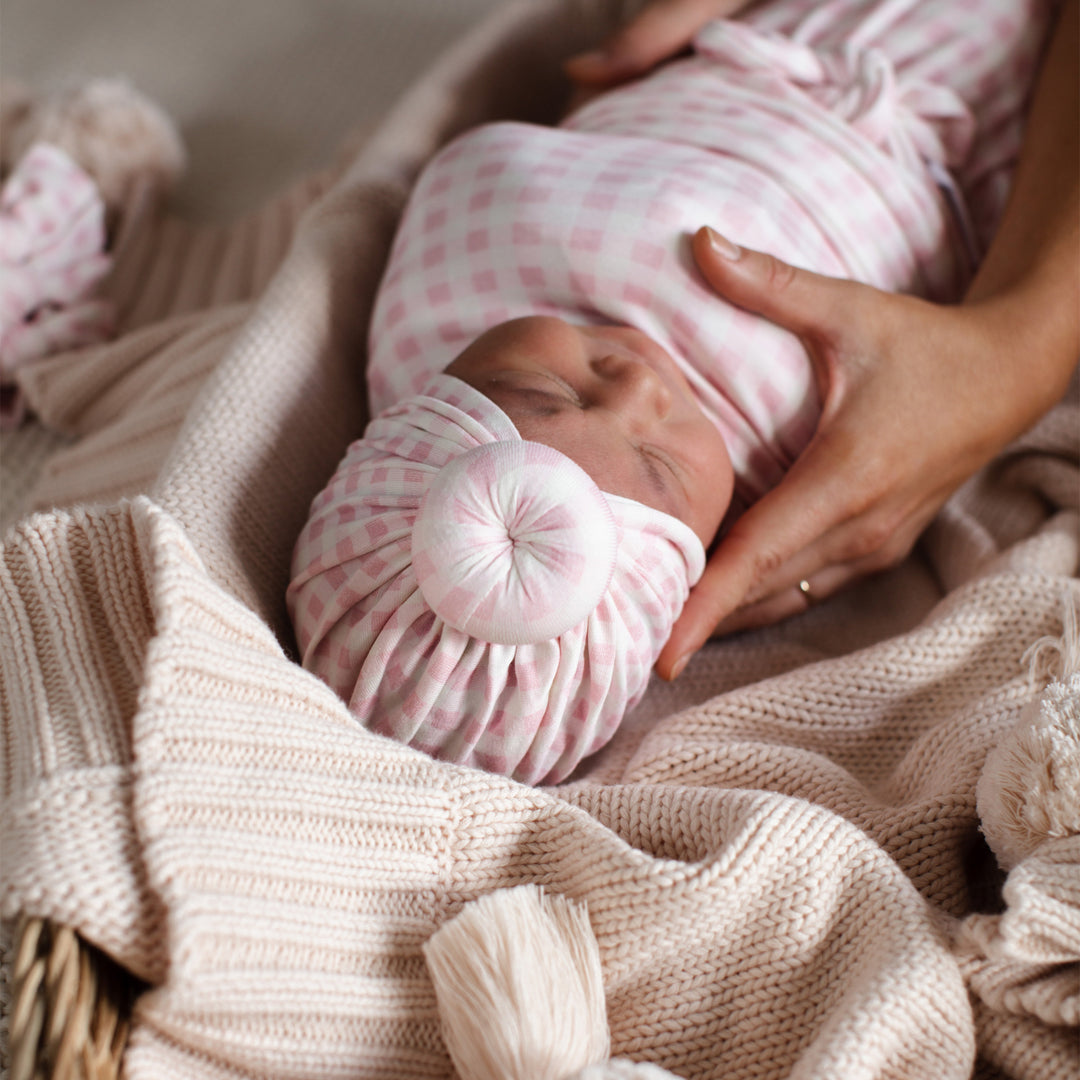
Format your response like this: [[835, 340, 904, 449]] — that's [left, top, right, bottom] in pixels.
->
[[797, 578, 818, 606]]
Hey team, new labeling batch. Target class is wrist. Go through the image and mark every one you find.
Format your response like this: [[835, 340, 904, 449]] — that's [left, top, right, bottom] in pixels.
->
[[958, 286, 1078, 428]]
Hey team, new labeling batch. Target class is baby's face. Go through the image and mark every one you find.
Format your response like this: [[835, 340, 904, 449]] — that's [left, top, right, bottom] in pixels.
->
[[446, 316, 733, 549]]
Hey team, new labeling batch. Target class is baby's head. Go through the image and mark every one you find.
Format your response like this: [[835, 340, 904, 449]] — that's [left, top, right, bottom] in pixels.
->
[[446, 315, 733, 548], [288, 318, 732, 785]]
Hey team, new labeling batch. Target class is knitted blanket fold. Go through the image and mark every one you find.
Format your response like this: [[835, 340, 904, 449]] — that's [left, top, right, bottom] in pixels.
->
[[2, 1, 1077, 1077]]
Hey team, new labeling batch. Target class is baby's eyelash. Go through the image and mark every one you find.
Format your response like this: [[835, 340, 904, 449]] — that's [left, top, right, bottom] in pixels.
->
[[536, 370, 583, 406], [639, 447, 673, 492], [505, 386, 576, 416]]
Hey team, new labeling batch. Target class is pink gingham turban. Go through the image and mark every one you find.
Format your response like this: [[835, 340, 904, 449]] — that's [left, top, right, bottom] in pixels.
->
[[288, 374, 704, 785]]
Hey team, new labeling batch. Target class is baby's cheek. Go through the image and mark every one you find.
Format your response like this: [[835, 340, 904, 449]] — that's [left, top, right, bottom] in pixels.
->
[[679, 426, 734, 549]]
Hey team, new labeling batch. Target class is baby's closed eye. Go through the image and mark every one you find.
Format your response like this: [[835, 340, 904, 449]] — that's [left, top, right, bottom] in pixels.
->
[[501, 384, 577, 417]]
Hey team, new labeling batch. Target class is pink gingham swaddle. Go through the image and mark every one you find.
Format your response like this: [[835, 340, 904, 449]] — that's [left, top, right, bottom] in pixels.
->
[[293, 0, 1048, 782], [365, 5, 1034, 499], [288, 375, 704, 784]]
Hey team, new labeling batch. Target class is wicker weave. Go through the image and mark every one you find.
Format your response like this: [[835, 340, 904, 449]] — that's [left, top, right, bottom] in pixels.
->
[[9, 919, 135, 1080]]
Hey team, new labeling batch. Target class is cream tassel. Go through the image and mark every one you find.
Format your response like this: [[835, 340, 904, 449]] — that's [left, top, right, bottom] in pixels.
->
[[977, 588, 1080, 870], [423, 885, 610, 1080], [1020, 585, 1080, 688]]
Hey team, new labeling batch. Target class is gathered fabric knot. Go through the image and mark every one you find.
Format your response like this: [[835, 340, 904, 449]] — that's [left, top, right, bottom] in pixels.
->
[[413, 440, 619, 645], [695, 18, 975, 173], [0, 142, 115, 426]]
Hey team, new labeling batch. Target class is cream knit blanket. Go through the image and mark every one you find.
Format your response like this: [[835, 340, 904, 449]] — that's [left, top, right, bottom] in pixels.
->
[[2, 2, 1077, 1077]]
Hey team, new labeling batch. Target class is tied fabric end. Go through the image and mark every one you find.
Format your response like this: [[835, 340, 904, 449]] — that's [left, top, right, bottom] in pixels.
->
[[413, 440, 618, 645]]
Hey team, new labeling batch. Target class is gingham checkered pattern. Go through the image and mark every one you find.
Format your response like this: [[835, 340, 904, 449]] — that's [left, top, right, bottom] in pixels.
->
[[288, 374, 705, 784], [412, 439, 621, 644], [369, 0, 1050, 500], [0, 142, 115, 427]]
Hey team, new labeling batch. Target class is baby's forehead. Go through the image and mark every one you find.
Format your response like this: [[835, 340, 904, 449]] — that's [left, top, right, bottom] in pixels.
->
[[446, 314, 594, 370]]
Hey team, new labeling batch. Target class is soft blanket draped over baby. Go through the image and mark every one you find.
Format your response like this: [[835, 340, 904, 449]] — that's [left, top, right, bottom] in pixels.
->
[[289, 0, 1046, 782]]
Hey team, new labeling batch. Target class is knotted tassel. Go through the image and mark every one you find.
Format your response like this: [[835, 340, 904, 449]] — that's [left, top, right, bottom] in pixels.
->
[[977, 589, 1080, 870], [424, 884, 684, 1080]]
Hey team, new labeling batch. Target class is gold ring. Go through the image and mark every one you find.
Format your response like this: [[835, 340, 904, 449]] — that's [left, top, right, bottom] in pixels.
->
[[798, 579, 815, 605]]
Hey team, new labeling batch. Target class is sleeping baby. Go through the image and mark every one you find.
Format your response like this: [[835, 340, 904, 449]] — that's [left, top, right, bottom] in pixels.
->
[[288, 0, 1048, 783]]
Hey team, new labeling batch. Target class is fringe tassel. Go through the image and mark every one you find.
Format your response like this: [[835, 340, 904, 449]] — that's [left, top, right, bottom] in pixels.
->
[[423, 885, 609, 1080], [1022, 585, 1080, 687], [977, 587, 1080, 870]]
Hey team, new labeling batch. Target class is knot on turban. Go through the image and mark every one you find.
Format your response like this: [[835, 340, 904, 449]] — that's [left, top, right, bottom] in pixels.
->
[[288, 374, 704, 784]]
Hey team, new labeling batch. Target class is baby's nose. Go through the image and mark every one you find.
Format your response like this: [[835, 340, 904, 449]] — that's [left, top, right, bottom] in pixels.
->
[[593, 353, 672, 419]]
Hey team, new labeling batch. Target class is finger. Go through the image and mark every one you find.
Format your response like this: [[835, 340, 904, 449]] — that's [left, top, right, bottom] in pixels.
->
[[733, 477, 949, 609], [655, 512, 820, 678], [656, 433, 876, 678], [691, 226, 867, 350], [678, 534, 893, 643], [565, 0, 735, 86], [711, 562, 863, 634], [710, 497, 937, 636], [655, 549, 748, 678]]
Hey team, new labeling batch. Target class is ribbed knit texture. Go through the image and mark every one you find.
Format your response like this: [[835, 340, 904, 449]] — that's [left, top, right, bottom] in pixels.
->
[[2, 1, 1077, 1077]]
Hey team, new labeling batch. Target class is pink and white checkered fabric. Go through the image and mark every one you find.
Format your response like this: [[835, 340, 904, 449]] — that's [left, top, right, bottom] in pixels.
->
[[288, 374, 705, 784], [0, 142, 114, 427], [412, 439, 621, 644], [369, 0, 1050, 500]]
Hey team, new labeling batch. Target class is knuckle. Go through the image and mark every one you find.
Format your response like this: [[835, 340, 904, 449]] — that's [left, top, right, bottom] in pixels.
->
[[741, 546, 788, 601], [837, 511, 906, 564], [754, 546, 786, 579], [760, 252, 799, 293], [877, 528, 917, 568], [718, 525, 792, 606]]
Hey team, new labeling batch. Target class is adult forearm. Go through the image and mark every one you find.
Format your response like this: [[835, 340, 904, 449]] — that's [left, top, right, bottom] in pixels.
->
[[964, 0, 1079, 404]]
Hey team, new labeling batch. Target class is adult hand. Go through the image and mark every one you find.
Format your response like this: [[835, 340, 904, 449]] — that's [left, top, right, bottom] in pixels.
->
[[654, 226, 1077, 680], [564, 0, 758, 89]]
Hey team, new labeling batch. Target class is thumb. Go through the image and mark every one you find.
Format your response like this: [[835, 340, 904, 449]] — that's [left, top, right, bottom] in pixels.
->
[[691, 226, 856, 342]]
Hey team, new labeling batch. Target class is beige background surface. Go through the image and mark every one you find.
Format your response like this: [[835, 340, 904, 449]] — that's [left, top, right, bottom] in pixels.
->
[[0, 0, 513, 528], [3, 0, 510, 220]]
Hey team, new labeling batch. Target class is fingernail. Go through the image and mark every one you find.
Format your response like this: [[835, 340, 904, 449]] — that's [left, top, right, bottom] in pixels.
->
[[705, 227, 741, 261], [670, 653, 690, 680]]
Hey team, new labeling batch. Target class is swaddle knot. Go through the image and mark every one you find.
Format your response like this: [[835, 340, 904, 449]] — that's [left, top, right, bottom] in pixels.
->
[[693, 19, 974, 171], [413, 440, 617, 645]]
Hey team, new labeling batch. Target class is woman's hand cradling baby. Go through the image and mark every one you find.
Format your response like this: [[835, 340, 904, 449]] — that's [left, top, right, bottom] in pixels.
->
[[656, 227, 1075, 680]]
